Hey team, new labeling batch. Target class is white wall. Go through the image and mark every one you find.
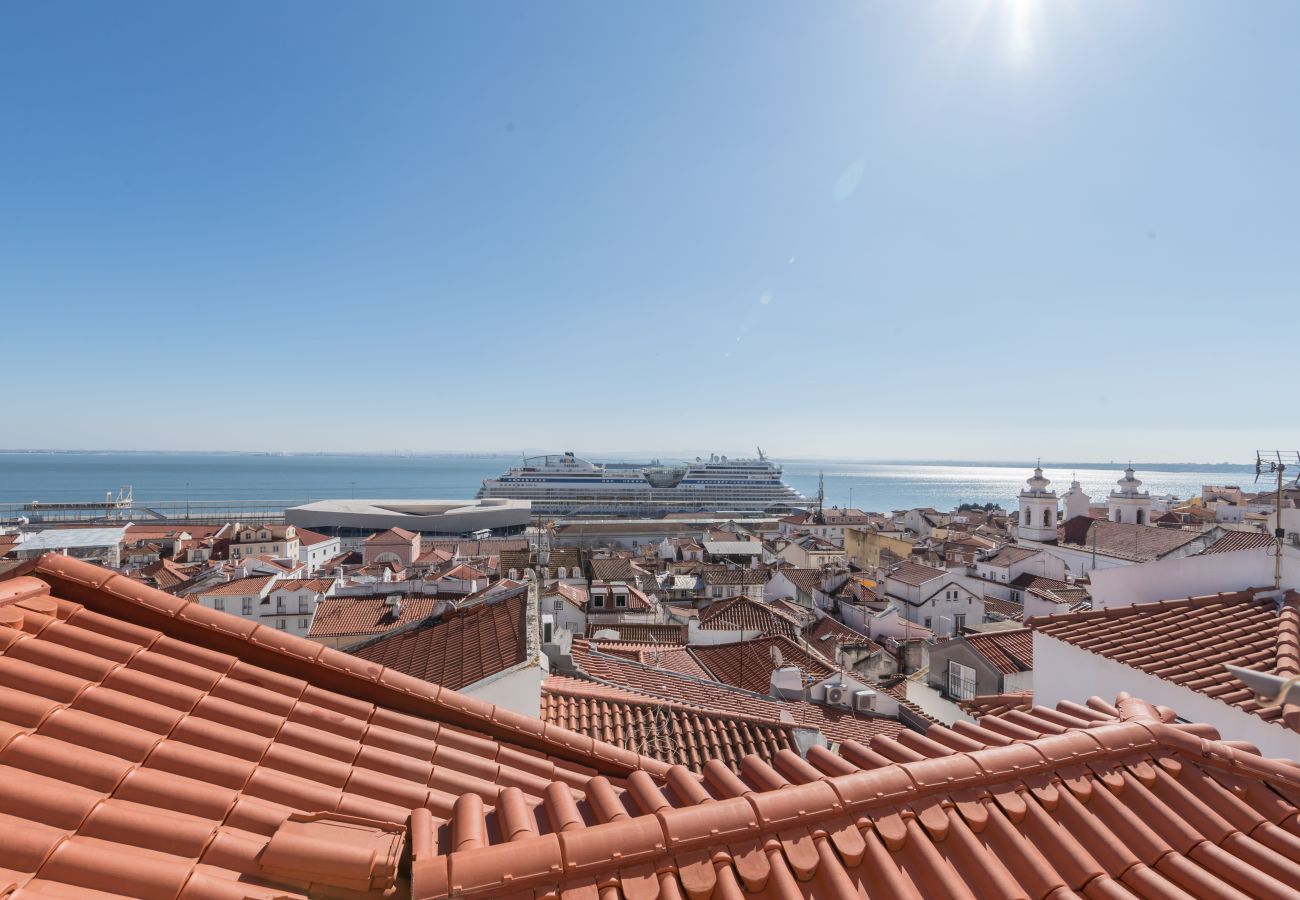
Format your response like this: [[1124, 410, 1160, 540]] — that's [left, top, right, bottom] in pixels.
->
[[463, 661, 546, 719], [1086, 547, 1293, 609], [906, 680, 974, 727], [1034, 633, 1300, 761]]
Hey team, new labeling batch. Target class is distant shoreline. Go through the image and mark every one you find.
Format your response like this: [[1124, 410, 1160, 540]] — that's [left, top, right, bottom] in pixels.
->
[[0, 449, 1246, 469]]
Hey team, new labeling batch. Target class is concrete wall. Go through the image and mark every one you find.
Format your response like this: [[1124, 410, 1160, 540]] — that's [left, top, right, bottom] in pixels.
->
[[1034, 632, 1300, 761]]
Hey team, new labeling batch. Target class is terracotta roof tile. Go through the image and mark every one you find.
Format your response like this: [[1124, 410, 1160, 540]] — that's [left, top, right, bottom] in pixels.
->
[[569, 639, 904, 746], [189, 575, 277, 597], [584, 622, 686, 643], [344, 591, 528, 691], [1059, 516, 1211, 561], [3, 557, 1300, 899], [803, 615, 882, 655], [689, 636, 835, 694], [0, 555, 671, 900], [411, 691, 1300, 900], [307, 595, 439, 638], [983, 595, 1026, 620], [980, 545, 1040, 566], [1202, 530, 1279, 554], [958, 690, 1033, 719], [696, 597, 801, 639], [541, 675, 800, 772], [885, 561, 948, 586], [1034, 589, 1300, 732], [963, 627, 1034, 673]]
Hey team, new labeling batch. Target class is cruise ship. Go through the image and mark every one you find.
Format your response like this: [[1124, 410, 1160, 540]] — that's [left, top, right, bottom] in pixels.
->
[[477, 450, 810, 516]]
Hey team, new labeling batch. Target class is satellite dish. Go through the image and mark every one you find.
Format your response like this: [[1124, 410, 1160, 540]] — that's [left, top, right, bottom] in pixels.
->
[[769, 645, 784, 669]]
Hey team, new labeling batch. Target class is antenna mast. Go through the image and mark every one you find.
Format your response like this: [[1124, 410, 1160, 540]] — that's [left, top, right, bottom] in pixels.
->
[[1253, 450, 1298, 592]]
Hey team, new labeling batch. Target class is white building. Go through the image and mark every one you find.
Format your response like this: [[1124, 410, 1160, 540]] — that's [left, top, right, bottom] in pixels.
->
[[1015, 467, 1058, 543], [1108, 467, 1153, 526]]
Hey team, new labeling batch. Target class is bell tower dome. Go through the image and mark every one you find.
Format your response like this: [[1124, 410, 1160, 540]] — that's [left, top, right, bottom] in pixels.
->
[[1017, 464, 1059, 542]]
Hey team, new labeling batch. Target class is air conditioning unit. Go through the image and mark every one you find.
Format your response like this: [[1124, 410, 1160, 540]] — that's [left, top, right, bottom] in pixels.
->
[[825, 686, 848, 706], [854, 689, 878, 712]]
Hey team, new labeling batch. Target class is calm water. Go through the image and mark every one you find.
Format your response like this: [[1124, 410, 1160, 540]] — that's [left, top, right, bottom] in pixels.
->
[[0, 452, 1258, 513]]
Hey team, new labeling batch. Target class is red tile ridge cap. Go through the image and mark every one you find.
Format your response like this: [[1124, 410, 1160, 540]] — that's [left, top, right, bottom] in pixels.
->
[[1026, 587, 1267, 628], [412, 711, 1300, 899], [1276, 591, 1300, 679], [0, 575, 52, 607], [15, 552, 672, 781]]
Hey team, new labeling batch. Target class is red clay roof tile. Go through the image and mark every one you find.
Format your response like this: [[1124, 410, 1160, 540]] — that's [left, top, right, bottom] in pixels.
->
[[344, 591, 529, 690], [1034, 589, 1300, 733]]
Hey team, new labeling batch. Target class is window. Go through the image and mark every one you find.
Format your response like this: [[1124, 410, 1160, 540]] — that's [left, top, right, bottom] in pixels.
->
[[277, 619, 286, 630], [615, 594, 627, 608], [592, 595, 605, 608], [1043, 508, 1052, 526], [553, 599, 563, 612], [556, 567, 566, 579], [947, 661, 976, 700], [924, 617, 932, 629], [213, 598, 225, 611], [542, 622, 553, 643], [300, 618, 309, 629], [242, 599, 252, 615], [1023, 510, 1031, 525], [953, 613, 966, 632], [1136, 509, 1145, 525], [712, 587, 722, 598]]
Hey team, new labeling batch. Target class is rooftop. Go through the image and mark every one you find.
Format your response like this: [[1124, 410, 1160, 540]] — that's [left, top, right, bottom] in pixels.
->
[[2, 555, 1299, 899], [307, 594, 439, 639], [963, 627, 1034, 674], [1059, 516, 1211, 562], [345, 590, 529, 691], [885, 560, 949, 587], [1033, 589, 1300, 733]]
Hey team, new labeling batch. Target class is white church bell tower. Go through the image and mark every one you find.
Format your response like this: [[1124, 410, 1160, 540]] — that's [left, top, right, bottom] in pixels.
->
[[1017, 465, 1059, 542]]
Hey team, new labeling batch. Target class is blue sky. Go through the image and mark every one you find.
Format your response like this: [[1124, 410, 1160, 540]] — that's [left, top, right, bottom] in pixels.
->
[[2, 2, 1295, 460]]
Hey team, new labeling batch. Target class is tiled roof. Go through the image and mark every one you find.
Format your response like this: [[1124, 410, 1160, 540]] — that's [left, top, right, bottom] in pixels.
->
[[569, 640, 905, 747], [980, 545, 1040, 567], [697, 596, 800, 639], [772, 567, 823, 593], [1026, 585, 1092, 609], [435, 563, 486, 582], [541, 580, 588, 607], [307, 595, 439, 638], [190, 575, 277, 597], [885, 561, 948, 586], [0, 555, 671, 900], [344, 592, 528, 691], [584, 622, 686, 643], [958, 690, 1033, 719], [804, 615, 882, 654], [964, 628, 1034, 674], [364, 527, 418, 542], [269, 577, 336, 594], [293, 526, 335, 547], [588, 558, 636, 581], [590, 643, 713, 680], [541, 675, 799, 772], [1033, 590, 1300, 732], [137, 558, 196, 590], [1202, 530, 1278, 554], [698, 565, 769, 586], [689, 636, 835, 694], [983, 595, 1026, 620], [412, 692, 1300, 900], [1059, 517, 1209, 562], [1009, 571, 1070, 591]]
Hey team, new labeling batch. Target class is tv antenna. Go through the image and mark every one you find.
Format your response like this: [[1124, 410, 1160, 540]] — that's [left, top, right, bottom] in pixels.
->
[[1253, 451, 1299, 591]]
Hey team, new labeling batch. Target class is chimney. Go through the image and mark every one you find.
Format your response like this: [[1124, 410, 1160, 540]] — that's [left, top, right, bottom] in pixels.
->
[[385, 594, 402, 617]]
